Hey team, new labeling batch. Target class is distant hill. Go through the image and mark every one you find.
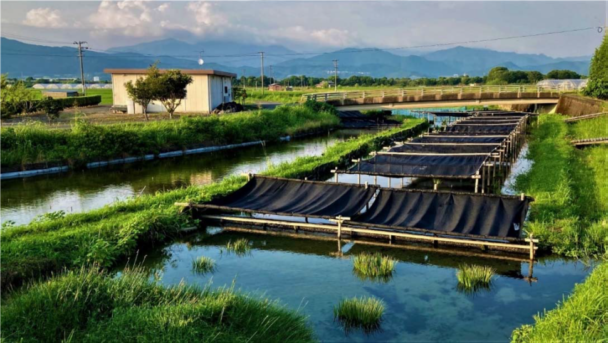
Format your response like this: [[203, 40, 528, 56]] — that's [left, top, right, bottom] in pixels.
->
[[424, 46, 590, 76], [107, 38, 295, 67], [0, 37, 591, 80]]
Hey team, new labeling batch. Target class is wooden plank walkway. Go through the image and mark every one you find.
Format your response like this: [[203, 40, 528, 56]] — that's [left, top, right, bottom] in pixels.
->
[[564, 112, 607, 123], [571, 137, 608, 147]]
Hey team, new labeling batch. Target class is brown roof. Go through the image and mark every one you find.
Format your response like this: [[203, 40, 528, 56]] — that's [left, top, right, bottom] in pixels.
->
[[104, 69, 236, 77]]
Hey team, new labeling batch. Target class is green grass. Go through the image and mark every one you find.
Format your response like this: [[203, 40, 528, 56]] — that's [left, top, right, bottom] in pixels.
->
[[1, 266, 314, 342], [352, 252, 396, 282], [225, 238, 251, 255], [333, 297, 385, 331], [569, 116, 608, 140], [0, 119, 427, 291], [192, 256, 216, 274], [515, 114, 608, 257], [456, 264, 494, 293], [511, 114, 608, 341], [1, 104, 340, 169], [511, 262, 608, 342], [245, 89, 307, 104]]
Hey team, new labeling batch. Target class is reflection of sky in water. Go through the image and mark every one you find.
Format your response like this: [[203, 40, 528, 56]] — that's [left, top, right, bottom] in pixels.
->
[[1, 131, 360, 226], [139, 230, 594, 342]]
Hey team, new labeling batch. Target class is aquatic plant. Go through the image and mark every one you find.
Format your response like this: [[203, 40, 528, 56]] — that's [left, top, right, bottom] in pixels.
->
[[191, 256, 215, 274], [352, 252, 396, 282], [0, 266, 315, 342], [333, 296, 385, 332], [456, 264, 495, 293], [226, 238, 251, 255]]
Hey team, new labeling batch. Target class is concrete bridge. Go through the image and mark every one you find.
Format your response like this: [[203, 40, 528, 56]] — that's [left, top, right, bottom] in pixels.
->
[[302, 86, 562, 111]]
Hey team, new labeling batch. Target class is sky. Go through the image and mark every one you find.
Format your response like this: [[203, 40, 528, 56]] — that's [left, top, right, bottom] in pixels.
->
[[1, 1, 606, 58]]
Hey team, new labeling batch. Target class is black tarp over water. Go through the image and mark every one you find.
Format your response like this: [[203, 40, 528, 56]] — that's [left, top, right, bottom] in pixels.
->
[[388, 144, 498, 154], [196, 177, 531, 240], [203, 176, 376, 219], [349, 154, 488, 177], [351, 189, 530, 239], [411, 136, 506, 144]]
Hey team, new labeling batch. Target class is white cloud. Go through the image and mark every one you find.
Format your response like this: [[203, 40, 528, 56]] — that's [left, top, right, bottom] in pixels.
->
[[157, 3, 170, 13], [188, 2, 214, 26], [22, 8, 68, 28], [88, 1, 162, 37]]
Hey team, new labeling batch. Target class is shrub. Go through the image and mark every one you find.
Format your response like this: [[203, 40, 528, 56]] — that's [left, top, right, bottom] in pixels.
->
[[352, 252, 396, 282], [456, 264, 494, 293], [581, 79, 608, 100], [334, 296, 385, 331], [39, 97, 64, 121], [192, 256, 215, 274]]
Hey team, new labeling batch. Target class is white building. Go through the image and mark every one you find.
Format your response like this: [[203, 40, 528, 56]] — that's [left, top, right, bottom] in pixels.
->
[[104, 69, 236, 114], [537, 79, 588, 91]]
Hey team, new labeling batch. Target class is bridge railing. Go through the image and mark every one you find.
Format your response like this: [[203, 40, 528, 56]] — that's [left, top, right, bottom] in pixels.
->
[[300, 85, 564, 103]]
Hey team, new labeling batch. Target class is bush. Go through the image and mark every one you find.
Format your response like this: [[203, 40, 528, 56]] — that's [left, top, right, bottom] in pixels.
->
[[303, 100, 339, 116], [581, 79, 608, 100], [39, 97, 64, 121]]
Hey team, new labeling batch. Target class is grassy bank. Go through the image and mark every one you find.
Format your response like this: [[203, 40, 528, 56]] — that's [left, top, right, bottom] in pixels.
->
[[514, 115, 607, 256], [32, 88, 113, 105], [0, 118, 427, 291], [1, 104, 339, 170], [511, 114, 608, 342], [1, 266, 314, 342]]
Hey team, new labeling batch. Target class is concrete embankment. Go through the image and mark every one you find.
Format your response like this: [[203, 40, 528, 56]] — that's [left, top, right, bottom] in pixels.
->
[[555, 94, 606, 116]]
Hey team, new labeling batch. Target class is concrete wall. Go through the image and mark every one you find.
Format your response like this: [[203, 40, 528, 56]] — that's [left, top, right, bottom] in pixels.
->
[[111, 73, 232, 114], [555, 94, 605, 116]]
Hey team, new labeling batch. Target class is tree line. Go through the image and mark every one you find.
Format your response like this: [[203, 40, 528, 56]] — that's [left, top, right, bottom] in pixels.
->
[[233, 68, 584, 88]]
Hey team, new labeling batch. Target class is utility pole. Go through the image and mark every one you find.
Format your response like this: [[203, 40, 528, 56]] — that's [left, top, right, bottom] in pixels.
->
[[74, 41, 88, 95], [333, 59, 338, 92], [259, 52, 265, 95]]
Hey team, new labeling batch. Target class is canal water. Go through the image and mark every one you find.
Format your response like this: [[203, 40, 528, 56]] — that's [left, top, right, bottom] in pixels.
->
[[136, 229, 593, 342], [1, 130, 363, 226]]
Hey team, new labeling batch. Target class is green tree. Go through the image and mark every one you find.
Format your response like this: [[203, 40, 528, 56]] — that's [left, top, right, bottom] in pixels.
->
[[546, 70, 581, 79], [527, 71, 544, 84], [156, 70, 192, 119], [583, 34, 608, 99], [486, 67, 511, 85], [125, 65, 161, 121]]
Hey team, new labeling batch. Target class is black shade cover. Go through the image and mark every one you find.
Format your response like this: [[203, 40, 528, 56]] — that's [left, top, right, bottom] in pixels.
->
[[353, 189, 530, 239], [349, 154, 487, 177], [412, 136, 505, 144], [445, 124, 517, 134], [389, 144, 497, 154], [204, 176, 376, 219]]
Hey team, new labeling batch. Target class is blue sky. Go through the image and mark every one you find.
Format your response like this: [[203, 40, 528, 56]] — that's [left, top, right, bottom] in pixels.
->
[[1, 1, 606, 57]]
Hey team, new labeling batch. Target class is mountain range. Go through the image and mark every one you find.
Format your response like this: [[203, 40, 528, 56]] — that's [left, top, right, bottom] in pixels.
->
[[0, 37, 591, 80]]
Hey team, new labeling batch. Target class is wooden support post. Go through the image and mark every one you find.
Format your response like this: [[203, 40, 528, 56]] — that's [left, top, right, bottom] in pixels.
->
[[401, 178, 404, 188], [357, 173, 361, 185], [388, 177, 391, 188], [374, 175, 378, 185], [529, 233, 535, 260], [474, 173, 479, 193], [481, 166, 485, 194]]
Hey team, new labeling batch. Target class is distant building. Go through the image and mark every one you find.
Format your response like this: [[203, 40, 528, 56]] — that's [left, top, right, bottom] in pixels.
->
[[268, 83, 284, 91], [93, 76, 100, 82], [537, 79, 588, 91], [104, 69, 236, 114]]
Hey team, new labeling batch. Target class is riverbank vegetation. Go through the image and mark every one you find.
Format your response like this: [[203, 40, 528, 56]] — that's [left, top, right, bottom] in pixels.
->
[[1, 266, 314, 342], [1, 104, 340, 171], [1, 117, 426, 341], [333, 297, 385, 331], [225, 238, 251, 255], [1, 118, 426, 292], [512, 114, 608, 342], [192, 256, 216, 274]]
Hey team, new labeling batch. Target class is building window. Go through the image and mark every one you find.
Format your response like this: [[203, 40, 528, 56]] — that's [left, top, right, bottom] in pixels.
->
[[224, 86, 228, 94]]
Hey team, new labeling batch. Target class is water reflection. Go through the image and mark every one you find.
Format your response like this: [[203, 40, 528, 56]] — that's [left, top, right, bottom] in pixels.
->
[[129, 228, 594, 342], [1, 130, 363, 225]]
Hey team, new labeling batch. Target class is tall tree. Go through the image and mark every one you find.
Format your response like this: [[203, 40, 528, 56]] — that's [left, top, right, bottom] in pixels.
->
[[583, 35, 608, 99], [125, 65, 161, 121], [156, 70, 192, 119]]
